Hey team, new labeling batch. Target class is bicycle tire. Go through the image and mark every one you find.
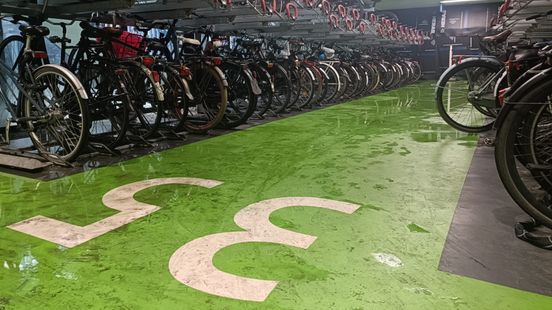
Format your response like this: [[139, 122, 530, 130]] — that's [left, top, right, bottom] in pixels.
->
[[81, 63, 130, 148], [122, 61, 163, 139], [287, 66, 302, 109], [24, 65, 90, 161], [184, 61, 228, 133], [295, 65, 315, 109], [220, 62, 257, 128], [496, 116, 552, 228], [157, 64, 189, 131], [318, 63, 340, 104], [0, 35, 25, 112], [270, 63, 292, 114], [435, 60, 501, 133], [252, 63, 274, 117], [0, 35, 25, 72]]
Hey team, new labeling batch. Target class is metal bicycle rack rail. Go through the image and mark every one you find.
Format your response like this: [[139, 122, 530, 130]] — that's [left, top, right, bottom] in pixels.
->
[[0, 0, 428, 46], [496, 0, 552, 42]]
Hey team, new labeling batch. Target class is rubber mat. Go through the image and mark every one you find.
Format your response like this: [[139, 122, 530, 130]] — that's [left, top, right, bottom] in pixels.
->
[[439, 145, 552, 297]]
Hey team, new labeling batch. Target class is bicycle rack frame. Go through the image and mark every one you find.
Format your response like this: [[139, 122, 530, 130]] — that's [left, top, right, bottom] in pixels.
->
[[0, 0, 427, 52]]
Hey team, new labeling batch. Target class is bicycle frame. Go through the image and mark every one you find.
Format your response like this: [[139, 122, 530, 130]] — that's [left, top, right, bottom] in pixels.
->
[[0, 58, 44, 122]]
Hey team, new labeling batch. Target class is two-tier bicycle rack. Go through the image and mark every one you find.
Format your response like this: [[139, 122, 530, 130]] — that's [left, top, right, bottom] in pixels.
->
[[0, 0, 428, 171], [493, 0, 552, 42], [1, 0, 428, 47]]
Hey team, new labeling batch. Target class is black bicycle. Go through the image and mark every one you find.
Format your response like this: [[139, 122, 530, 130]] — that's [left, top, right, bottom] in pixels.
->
[[0, 17, 89, 162]]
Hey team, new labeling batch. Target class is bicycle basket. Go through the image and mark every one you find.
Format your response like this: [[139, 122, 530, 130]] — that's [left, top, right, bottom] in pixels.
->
[[112, 31, 144, 59]]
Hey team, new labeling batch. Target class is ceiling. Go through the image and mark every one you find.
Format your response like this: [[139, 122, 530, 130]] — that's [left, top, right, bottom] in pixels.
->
[[376, 0, 502, 10]]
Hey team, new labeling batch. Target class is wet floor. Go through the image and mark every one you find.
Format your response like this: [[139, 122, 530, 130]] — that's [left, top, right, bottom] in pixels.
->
[[0, 81, 550, 309]]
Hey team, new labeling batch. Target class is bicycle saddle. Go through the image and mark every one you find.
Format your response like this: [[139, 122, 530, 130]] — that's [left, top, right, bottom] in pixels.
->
[[482, 29, 512, 44], [321, 47, 335, 59], [79, 21, 123, 39], [239, 40, 262, 48], [19, 25, 50, 37], [181, 37, 201, 46], [147, 39, 166, 51], [512, 47, 541, 62]]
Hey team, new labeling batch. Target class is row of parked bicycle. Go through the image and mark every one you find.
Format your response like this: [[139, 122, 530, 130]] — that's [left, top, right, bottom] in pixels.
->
[[434, 8, 552, 245], [0, 13, 422, 164]]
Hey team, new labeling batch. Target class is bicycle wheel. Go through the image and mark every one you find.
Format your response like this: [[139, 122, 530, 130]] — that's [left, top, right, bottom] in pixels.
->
[[379, 63, 393, 89], [23, 65, 90, 161], [304, 64, 325, 106], [287, 66, 302, 109], [252, 64, 274, 117], [363, 63, 379, 94], [0, 36, 24, 110], [123, 62, 163, 139], [77, 62, 130, 148], [361, 63, 375, 94], [390, 63, 403, 88], [269, 63, 292, 114], [318, 63, 340, 104], [295, 66, 315, 109], [355, 64, 368, 98], [341, 63, 360, 99], [157, 65, 189, 131], [220, 62, 257, 128], [411, 61, 422, 82], [495, 78, 552, 228], [435, 60, 501, 133], [185, 61, 228, 133], [333, 64, 349, 101], [371, 63, 384, 92], [314, 64, 330, 104]]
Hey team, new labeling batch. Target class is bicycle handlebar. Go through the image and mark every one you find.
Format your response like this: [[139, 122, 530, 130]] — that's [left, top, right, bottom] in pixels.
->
[[45, 19, 76, 27]]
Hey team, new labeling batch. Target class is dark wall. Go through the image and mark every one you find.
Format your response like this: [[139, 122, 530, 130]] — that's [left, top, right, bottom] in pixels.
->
[[384, 3, 500, 79]]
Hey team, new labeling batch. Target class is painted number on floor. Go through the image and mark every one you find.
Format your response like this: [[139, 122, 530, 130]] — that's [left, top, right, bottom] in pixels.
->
[[7, 178, 361, 302]]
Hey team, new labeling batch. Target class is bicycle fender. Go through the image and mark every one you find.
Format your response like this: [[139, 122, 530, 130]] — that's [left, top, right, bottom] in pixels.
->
[[258, 66, 274, 92], [507, 66, 552, 104], [318, 66, 330, 81], [435, 57, 504, 95], [493, 69, 508, 102], [304, 67, 316, 81], [212, 65, 229, 88], [493, 103, 515, 133], [242, 68, 262, 96], [145, 67, 165, 102], [260, 67, 276, 93], [37, 64, 89, 100], [181, 78, 194, 101], [120, 60, 165, 102], [319, 63, 341, 92], [351, 66, 361, 80]]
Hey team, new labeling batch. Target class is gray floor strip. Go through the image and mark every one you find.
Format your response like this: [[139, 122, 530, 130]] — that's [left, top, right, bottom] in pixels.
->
[[439, 145, 552, 297]]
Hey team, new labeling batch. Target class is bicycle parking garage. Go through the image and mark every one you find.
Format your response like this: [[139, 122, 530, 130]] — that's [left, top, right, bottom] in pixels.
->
[[0, 0, 551, 309]]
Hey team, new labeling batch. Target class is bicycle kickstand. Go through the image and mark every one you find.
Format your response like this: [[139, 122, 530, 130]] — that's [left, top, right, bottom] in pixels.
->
[[2, 118, 11, 145]]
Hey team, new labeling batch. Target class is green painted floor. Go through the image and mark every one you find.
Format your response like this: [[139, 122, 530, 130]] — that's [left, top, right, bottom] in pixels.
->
[[0, 82, 550, 309]]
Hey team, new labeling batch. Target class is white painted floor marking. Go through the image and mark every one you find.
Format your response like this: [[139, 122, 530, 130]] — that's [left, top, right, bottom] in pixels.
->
[[372, 253, 403, 268], [169, 197, 360, 302], [8, 178, 222, 248]]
